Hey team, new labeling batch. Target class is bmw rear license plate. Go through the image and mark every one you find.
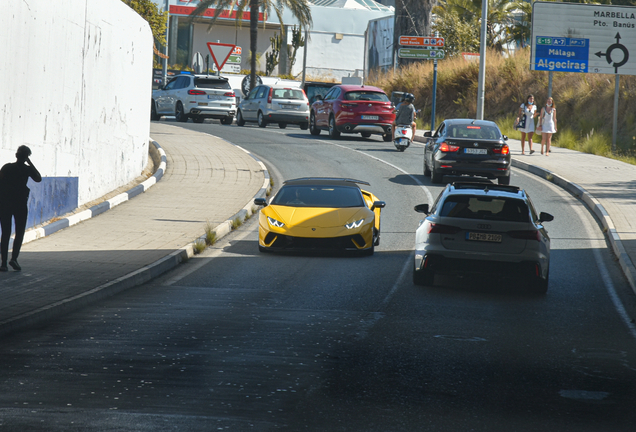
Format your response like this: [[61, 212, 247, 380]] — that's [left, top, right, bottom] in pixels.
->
[[208, 95, 220, 100], [465, 148, 487, 154], [467, 232, 502, 243], [361, 115, 379, 120]]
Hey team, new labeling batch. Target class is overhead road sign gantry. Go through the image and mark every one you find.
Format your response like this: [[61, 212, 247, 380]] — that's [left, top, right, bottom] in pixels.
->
[[531, 1, 636, 75]]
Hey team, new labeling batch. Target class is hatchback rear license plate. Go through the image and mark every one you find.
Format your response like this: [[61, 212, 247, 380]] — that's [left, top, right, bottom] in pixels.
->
[[467, 232, 502, 243], [281, 104, 297, 109], [361, 115, 379, 120], [465, 148, 487, 154]]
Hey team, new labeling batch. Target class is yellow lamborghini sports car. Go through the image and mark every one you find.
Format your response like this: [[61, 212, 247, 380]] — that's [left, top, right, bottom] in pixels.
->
[[254, 178, 386, 255]]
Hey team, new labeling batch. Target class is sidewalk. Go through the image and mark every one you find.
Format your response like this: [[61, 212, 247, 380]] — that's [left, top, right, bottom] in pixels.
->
[[414, 131, 636, 294], [0, 123, 268, 337]]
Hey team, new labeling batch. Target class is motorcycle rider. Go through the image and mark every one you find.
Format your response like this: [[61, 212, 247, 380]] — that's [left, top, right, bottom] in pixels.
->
[[393, 93, 417, 136]]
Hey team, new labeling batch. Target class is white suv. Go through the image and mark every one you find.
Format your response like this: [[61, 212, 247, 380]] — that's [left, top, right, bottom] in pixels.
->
[[413, 182, 554, 293], [151, 74, 236, 124]]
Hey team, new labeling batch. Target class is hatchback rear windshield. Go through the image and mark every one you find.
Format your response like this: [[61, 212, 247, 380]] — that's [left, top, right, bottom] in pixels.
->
[[344, 91, 389, 102], [272, 185, 364, 208], [447, 124, 501, 140], [194, 78, 231, 89], [272, 89, 305, 100], [440, 195, 529, 222]]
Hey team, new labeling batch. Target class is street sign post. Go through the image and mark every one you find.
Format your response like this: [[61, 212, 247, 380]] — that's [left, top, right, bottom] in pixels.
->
[[531, 1, 636, 151], [206, 42, 237, 72], [531, 2, 635, 75], [399, 36, 445, 47], [398, 48, 445, 60]]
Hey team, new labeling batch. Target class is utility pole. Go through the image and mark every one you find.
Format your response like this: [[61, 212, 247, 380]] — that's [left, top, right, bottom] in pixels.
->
[[162, 0, 170, 86], [476, 0, 488, 120]]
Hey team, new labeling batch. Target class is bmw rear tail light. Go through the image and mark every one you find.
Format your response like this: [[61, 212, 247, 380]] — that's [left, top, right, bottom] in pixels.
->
[[224, 91, 235, 97], [267, 88, 273, 104], [425, 221, 462, 234], [439, 142, 460, 152], [188, 89, 206, 95], [508, 230, 540, 241], [493, 145, 510, 155]]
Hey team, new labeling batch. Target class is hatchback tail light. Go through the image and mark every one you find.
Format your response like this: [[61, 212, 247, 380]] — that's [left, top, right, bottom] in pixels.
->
[[224, 91, 235, 97], [267, 88, 273, 104], [425, 221, 462, 235], [493, 145, 510, 155], [508, 230, 540, 241], [439, 142, 460, 152], [188, 89, 206, 95]]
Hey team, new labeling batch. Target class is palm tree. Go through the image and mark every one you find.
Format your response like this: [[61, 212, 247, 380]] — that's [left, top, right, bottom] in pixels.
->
[[434, 0, 517, 52], [190, 0, 312, 93]]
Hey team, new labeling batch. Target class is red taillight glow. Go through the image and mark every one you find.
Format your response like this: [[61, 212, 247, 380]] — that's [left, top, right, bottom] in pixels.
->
[[440, 142, 460, 152], [224, 91, 235, 97], [188, 89, 206, 95], [401, 130, 407, 135], [425, 221, 462, 235], [267, 88, 273, 104], [508, 230, 540, 241], [493, 145, 510, 155]]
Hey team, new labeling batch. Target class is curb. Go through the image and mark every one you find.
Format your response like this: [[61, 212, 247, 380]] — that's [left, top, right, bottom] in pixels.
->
[[0, 138, 269, 338], [511, 158, 636, 295]]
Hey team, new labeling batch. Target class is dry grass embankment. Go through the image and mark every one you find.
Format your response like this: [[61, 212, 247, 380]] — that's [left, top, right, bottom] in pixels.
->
[[368, 48, 636, 163]]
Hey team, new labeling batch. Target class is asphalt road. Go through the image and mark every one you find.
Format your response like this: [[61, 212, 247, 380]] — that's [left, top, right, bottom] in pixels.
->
[[1, 120, 635, 431]]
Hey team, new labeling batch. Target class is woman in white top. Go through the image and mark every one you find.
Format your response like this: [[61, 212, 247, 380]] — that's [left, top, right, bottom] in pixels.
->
[[538, 97, 557, 155], [516, 95, 539, 154]]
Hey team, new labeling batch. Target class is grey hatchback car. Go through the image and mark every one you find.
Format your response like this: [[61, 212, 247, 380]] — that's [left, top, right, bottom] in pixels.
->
[[413, 182, 554, 293], [236, 85, 310, 129]]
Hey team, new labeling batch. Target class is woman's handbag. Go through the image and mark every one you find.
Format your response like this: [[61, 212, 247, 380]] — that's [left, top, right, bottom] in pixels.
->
[[515, 114, 527, 130], [536, 124, 542, 134]]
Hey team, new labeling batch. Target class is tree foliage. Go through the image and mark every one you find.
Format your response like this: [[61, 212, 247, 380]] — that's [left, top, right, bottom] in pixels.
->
[[121, 0, 168, 45], [190, 0, 312, 93], [432, 10, 480, 57]]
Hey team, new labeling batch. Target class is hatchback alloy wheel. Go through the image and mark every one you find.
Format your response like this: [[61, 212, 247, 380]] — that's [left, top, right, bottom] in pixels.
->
[[236, 110, 245, 126], [309, 112, 321, 135], [329, 116, 340, 139], [258, 111, 268, 128]]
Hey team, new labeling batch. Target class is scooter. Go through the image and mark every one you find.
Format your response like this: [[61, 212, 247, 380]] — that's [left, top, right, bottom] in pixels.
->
[[393, 124, 413, 152]]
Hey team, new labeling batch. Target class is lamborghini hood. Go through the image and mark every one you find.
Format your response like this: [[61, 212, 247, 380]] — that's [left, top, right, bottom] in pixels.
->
[[268, 206, 368, 228]]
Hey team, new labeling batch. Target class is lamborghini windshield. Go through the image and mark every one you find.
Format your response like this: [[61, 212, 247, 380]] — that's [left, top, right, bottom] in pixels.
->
[[271, 185, 365, 208]]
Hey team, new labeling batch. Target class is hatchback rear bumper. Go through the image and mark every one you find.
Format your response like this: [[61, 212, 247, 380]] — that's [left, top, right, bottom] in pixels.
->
[[264, 112, 309, 124], [337, 123, 392, 135]]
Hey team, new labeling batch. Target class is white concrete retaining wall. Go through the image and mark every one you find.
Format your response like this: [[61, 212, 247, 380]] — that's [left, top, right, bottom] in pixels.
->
[[0, 0, 153, 209]]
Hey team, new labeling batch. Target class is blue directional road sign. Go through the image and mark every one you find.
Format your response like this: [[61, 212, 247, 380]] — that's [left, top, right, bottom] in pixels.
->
[[534, 36, 590, 73]]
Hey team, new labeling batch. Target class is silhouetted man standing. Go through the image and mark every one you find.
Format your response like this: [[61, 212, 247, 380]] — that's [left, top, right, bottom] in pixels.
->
[[0, 145, 42, 271]]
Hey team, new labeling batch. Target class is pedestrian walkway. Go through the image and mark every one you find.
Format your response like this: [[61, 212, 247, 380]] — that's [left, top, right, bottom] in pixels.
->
[[414, 131, 636, 294], [0, 123, 267, 337]]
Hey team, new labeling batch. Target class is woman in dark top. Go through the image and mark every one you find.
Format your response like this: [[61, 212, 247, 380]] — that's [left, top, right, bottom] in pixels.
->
[[0, 145, 42, 271]]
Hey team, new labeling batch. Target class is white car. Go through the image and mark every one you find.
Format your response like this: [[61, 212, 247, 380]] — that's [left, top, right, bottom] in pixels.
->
[[236, 85, 310, 129], [413, 182, 554, 293], [151, 74, 236, 124]]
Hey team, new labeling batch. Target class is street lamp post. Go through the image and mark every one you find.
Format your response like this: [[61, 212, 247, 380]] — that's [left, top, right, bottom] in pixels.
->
[[476, 0, 488, 120]]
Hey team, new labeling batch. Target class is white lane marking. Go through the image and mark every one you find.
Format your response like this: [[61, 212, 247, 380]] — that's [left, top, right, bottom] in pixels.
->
[[381, 256, 412, 308], [325, 140, 435, 204], [516, 169, 636, 341]]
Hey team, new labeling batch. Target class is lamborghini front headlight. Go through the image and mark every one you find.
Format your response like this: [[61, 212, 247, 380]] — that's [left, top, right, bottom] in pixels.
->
[[267, 216, 285, 228], [345, 219, 364, 229]]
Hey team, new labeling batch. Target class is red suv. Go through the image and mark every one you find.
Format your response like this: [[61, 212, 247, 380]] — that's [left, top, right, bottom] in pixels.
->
[[309, 85, 395, 141]]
